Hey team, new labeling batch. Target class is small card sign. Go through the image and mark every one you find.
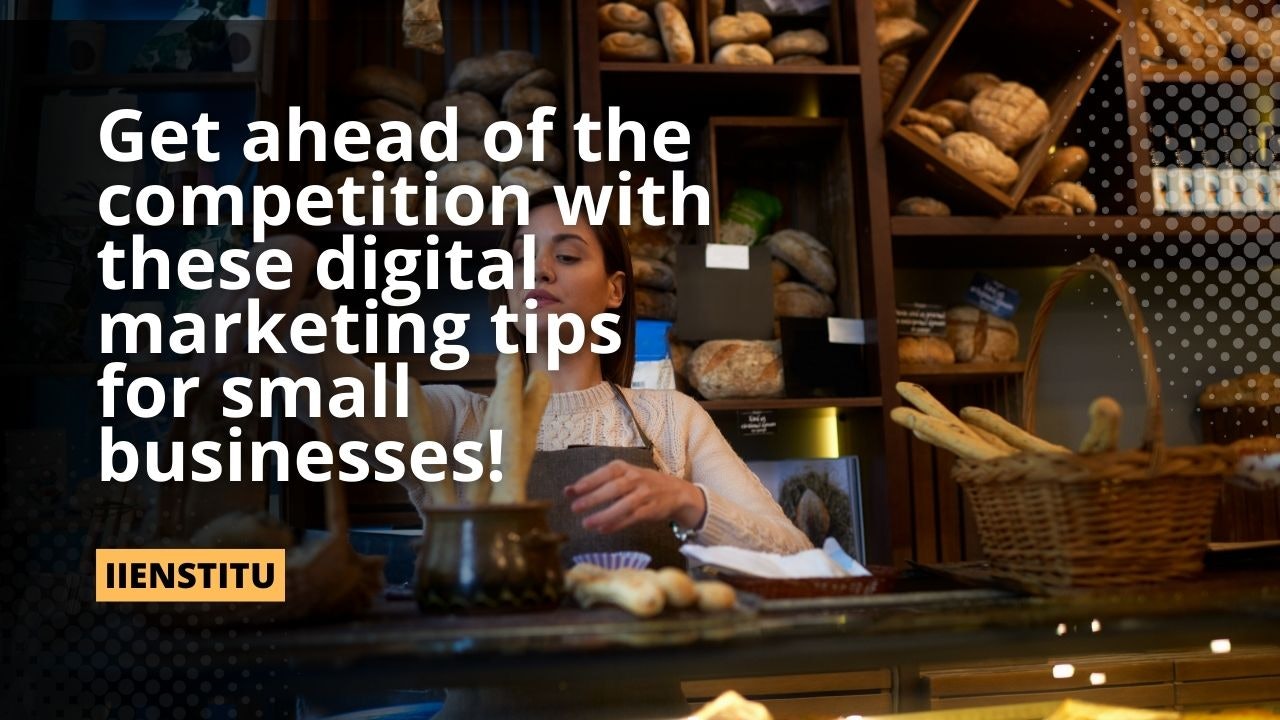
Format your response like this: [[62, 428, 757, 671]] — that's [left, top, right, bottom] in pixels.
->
[[737, 410, 777, 436], [965, 274, 1020, 320], [895, 303, 946, 337], [705, 244, 751, 270], [827, 317, 871, 345]]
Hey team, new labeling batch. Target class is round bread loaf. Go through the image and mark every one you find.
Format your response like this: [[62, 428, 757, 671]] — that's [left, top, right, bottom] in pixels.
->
[[633, 257, 675, 291], [435, 160, 497, 190], [635, 288, 677, 320], [687, 340, 785, 400], [777, 54, 826, 66], [598, 2, 657, 36], [774, 282, 834, 318], [708, 12, 771, 49], [940, 132, 1019, 189], [904, 108, 955, 137], [347, 65, 428, 112], [949, 72, 1001, 101], [925, 99, 969, 127], [358, 98, 425, 135], [876, 17, 928, 56], [1047, 181, 1096, 215], [880, 53, 910, 108], [434, 135, 496, 171], [448, 50, 537, 97], [896, 196, 951, 216], [945, 306, 1018, 363], [1017, 194, 1073, 216], [500, 167, 558, 205], [766, 229, 836, 293], [771, 258, 791, 284], [600, 31, 664, 61], [426, 92, 498, 137], [965, 81, 1050, 154], [498, 136, 565, 176], [713, 43, 774, 65], [1033, 146, 1089, 192], [766, 29, 829, 59], [898, 336, 956, 365], [501, 84, 557, 116], [508, 68, 558, 94]]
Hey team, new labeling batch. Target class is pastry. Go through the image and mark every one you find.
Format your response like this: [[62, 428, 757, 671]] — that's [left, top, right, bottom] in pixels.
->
[[713, 43, 773, 65], [635, 288, 677, 320], [498, 136, 565, 176], [501, 84, 557, 116], [426, 92, 498, 137], [600, 31, 664, 61], [905, 123, 942, 146], [877, 17, 928, 56], [904, 108, 955, 137], [347, 65, 428, 112], [1033, 145, 1089, 192], [898, 336, 956, 365], [448, 50, 537, 97], [896, 196, 951, 216], [965, 81, 1050, 154], [949, 71, 1001, 101], [945, 306, 1018, 363], [777, 54, 826, 66], [709, 12, 771, 49], [880, 53, 910, 108], [1047, 181, 1097, 215], [771, 259, 791, 285], [1017, 194, 1074, 216], [598, 2, 656, 36], [874, 0, 917, 19], [633, 256, 675, 291], [766, 29, 829, 59], [940, 132, 1020, 189], [656, 1, 695, 64], [925, 99, 968, 127], [687, 340, 785, 400], [766, 229, 836, 293], [774, 282, 834, 318]]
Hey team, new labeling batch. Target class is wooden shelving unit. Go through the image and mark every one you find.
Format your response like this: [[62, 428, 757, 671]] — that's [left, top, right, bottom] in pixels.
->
[[1141, 63, 1277, 84], [24, 72, 261, 90], [899, 362, 1025, 381], [698, 396, 882, 412]]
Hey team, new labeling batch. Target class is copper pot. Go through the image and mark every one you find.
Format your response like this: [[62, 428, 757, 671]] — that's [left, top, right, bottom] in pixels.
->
[[415, 502, 566, 613]]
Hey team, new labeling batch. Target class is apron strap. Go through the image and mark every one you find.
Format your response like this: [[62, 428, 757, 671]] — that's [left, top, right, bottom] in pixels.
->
[[607, 382, 656, 452]]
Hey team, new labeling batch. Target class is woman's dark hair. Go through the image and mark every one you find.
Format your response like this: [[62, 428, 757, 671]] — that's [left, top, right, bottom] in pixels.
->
[[491, 188, 636, 387]]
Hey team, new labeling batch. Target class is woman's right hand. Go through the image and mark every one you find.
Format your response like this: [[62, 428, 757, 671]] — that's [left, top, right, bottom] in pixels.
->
[[189, 234, 319, 376]]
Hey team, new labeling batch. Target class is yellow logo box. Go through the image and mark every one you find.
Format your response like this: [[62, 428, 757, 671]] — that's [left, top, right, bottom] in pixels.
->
[[96, 548, 286, 602]]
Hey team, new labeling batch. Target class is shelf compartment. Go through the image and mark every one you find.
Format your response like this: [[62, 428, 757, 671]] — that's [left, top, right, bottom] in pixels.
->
[[599, 62, 861, 117], [699, 396, 882, 411], [891, 214, 1280, 238], [899, 362, 1025, 381], [1141, 63, 1277, 85]]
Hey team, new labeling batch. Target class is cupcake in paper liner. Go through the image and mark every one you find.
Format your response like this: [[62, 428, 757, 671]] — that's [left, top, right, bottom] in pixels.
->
[[572, 551, 651, 571]]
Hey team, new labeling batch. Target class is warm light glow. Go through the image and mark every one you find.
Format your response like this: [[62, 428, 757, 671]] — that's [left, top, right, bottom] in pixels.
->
[[1090, 673, 1107, 686], [1091, 619, 1101, 633], [1056, 623, 1068, 636], [1053, 664, 1076, 679], [1211, 639, 1232, 654]]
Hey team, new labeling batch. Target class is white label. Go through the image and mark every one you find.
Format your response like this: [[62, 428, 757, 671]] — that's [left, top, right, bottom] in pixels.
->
[[631, 358, 675, 390], [705, 244, 751, 270], [827, 317, 868, 345]]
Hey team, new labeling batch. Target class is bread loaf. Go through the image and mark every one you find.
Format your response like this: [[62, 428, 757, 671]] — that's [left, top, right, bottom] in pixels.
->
[[876, 17, 928, 56], [713, 43, 773, 65], [774, 282, 834, 318], [601, 31, 664, 61], [771, 258, 791, 284], [498, 135, 565, 176], [499, 166, 557, 201], [896, 196, 951, 216], [449, 50, 537, 97], [880, 53, 910, 108], [435, 160, 497, 190], [1136, 19, 1164, 62], [709, 12, 771, 49], [1149, 0, 1224, 64], [598, 2, 656, 36], [766, 229, 836, 293], [1047, 181, 1096, 215], [945, 306, 1018, 363], [437, 135, 496, 171], [426, 92, 498, 137], [687, 340, 784, 400], [508, 68, 558, 94], [635, 288, 677, 320], [1017, 194, 1073, 216], [766, 29, 829, 59], [656, 1, 695, 64], [1032, 146, 1089, 192], [965, 81, 1050, 154], [358, 98, 425, 135], [905, 123, 942, 146], [347, 65, 428, 112], [633, 257, 675, 291], [949, 72, 1001, 101], [898, 336, 956, 365], [324, 166, 388, 217], [940, 132, 1019, 189], [501, 84, 557, 116], [777, 54, 826, 66], [904, 108, 955, 137]]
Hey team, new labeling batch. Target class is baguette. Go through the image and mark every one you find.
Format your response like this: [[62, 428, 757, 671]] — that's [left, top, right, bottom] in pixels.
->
[[507, 370, 552, 502], [475, 353, 525, 504], [406, 375, 456, 505], [966, 423, 1018, 454], [895, 381, 990, 445], [1079, 396, 1122, 454], [960, 406, 1072, 455], [574, 569, 666, 617], [891, 407, 1010, 461]]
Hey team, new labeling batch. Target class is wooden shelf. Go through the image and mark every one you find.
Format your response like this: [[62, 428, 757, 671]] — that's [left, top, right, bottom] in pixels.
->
[[25, 72, 260, 91], [698, 396, 882, 412], [600, 62, 861, 77], [900, 362, 1026, 381], [891, 214, 1275, 237], [1141, 63, 1276, 85], [598, 62, 861, 115]]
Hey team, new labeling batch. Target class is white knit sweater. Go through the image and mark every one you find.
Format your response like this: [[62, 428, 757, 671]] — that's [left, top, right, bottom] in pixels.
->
[[315, 352, 812, 554]]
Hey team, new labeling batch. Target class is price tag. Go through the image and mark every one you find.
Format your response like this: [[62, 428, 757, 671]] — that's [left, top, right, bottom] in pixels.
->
[[965, 274, 1021, 320], [705, 244, 751, 270], [895, 303, 947, 337], [736, 410, 777, 436]]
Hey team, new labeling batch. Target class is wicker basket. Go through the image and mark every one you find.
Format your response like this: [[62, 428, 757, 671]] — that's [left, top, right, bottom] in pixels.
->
[[952, 255, 1237, 592], [704, 567, 897, 600]]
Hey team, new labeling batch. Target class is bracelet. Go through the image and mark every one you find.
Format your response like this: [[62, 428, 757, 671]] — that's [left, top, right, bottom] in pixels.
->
[[670, 521, 697, 544]]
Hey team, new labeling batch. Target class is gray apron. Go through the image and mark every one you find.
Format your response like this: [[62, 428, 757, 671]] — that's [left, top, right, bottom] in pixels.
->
[[525, 383, 686, 569]]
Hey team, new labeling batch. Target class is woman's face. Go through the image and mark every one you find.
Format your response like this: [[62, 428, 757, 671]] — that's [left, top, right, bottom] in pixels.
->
[[509, 204, 625, 336]]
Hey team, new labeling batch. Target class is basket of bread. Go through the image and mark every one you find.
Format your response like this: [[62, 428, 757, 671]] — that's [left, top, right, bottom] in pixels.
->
[[892, 255, 1238, 591]]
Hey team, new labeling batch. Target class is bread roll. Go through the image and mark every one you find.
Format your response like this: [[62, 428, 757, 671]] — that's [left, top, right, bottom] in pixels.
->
[[435, 160, 497, 190], [601, 31, 664, 61], [874, 0, 916, 19], [709, 12, 771, 49], [654, 1, 694, 64], [635, 288, 677, 320], [940, 132, 1019, 189], [713, 43, 773, 65], [896, 196, 951, 216], [925, 99, 968, 127], [1033, 146, 1089, 192], [358, 98, 425, 135], [501, 84, 557, 116], [500, 166, 558, 202], [905, 108, 955, 137], [774, 282, 834, 318], [347, 65, 428, 112], [945, 306, 1018, 363], [687, 340, 784, 400], [766, 229, 836, 293], [949, 72, 1001, 101], [1047, 181, 1096, 215], [771, 258, 791, 284], [766, 29, 829, 59], [1149, 0, 1224, 64], [905, 123, 942, 146], [626, 220, 679, 260], [880, 53, 910, 108], [426, 92, 498, 137], [403, 0, 444, 53], [436, 135, 496, 171], [393, 163, 425, 217], [965, 81, 1050, 154], [876, 17, 928, 56], [498, 135, 565, 176], [1017, 194, 1073, 216], [633, 256, 675, 291], [777, 54, 826, 66], [324, 166, 390, 217], [508, 68, 558, 94], [898, 336, 956, 365], [694, 580, 735, 612], [1136, 19, 1164, 62], [598, 2, 656, 36], [448, 50, 537, 97]]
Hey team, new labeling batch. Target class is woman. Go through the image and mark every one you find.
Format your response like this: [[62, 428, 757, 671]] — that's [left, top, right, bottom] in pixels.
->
[[205, 190, 811, 563]]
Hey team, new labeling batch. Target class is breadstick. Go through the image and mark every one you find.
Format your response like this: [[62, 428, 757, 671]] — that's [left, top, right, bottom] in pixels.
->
[[654, 567, 698, 608], [574, 569, 666, 617], [1079, 396, 1122, 454], [891, 407, 1011, 461], [895, 382, 988, 443], [507, 370, 551, 503], [406, 376, 455, 505], [960, 406, 1072, 455], [694, 580, 736, 612], [967, 424, 1018, 454], [565, 562, 609, 591], [472, 353, 524, 504]]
